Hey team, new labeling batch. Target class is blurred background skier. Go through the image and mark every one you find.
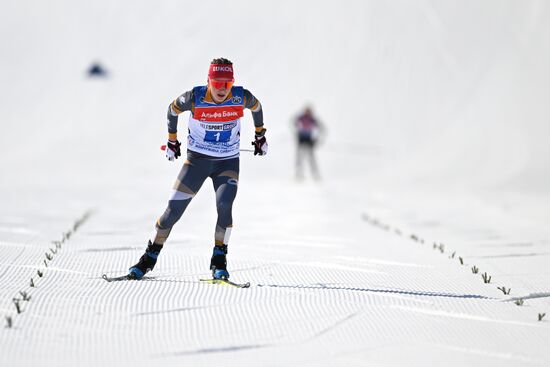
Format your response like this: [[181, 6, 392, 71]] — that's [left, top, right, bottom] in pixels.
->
[[293, 106, 325, 180], [128, 57, 267, 280]]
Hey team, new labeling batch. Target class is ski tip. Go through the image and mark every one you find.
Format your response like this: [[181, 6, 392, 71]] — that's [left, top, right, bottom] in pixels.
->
[[200, 278, 251, 288]]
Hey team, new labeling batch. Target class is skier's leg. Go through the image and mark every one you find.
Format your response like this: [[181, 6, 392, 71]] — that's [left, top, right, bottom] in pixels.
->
[[213, 173, 238, 245], [296, 141, 305, 179], [130, 157, 210, 279], [308, 143, 321, 180], [209, 158, 239, 279], [153, 158, 209, 244]]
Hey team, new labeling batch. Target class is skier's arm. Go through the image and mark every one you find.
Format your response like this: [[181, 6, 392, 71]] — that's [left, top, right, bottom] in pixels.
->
[[167, 90, 194, 141], [243, 89, 265, 136], [244, 89, 268, 156]]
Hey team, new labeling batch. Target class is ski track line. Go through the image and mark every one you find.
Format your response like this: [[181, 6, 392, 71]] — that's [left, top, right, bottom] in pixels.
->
[[1, 210, 94, 329], [256, 282, 491, 300], [245, 257, 496, 309], [361, 211, 550, 320]]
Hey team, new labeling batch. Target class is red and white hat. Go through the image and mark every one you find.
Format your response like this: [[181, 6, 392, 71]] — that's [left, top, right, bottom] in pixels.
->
[[208, 63, 234, 80]]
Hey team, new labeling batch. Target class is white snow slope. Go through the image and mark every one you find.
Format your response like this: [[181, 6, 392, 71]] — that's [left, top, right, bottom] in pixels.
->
[[1, 1, 550, 366]]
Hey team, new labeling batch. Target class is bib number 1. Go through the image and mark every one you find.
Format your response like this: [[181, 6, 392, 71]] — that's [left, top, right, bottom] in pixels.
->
[[204, 130, 231, 143]]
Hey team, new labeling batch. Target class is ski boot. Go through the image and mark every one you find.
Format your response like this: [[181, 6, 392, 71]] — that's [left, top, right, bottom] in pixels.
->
[[210, 244, 229, 280], [128, 241, 163, 280]]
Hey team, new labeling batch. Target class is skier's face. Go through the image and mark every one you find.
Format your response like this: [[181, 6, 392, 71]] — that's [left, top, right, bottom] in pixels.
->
[[208, 78, 233, 103]]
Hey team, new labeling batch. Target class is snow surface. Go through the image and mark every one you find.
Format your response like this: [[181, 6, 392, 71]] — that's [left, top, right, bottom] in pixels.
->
[[1, 0, 550, 366]]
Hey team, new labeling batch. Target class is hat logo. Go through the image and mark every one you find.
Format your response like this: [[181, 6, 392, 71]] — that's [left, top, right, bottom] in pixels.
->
[[212, 66, 233, 72]]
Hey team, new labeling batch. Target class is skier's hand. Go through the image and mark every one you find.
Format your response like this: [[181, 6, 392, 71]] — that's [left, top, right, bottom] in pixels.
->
[[251, 135, 268, 156], [165, 140, 181, 161]]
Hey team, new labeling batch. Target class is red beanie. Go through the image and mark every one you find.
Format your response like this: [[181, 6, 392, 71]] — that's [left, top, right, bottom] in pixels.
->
[[208, 64, 234, 80]]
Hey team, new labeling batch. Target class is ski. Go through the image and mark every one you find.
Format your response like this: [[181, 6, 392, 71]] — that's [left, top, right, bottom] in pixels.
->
[[102, 274, 134, 282], [200, 278, 251, 288], [102, 273, 249, 287]]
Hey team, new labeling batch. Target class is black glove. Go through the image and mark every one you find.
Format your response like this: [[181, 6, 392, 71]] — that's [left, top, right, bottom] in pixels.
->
[[251, 135, 268, 156], [166, 140, 181, 161]]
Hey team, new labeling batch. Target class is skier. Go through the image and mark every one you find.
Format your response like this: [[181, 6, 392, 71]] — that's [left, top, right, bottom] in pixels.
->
[[128, 58, 267, 280], [294, 106, 324, 180]]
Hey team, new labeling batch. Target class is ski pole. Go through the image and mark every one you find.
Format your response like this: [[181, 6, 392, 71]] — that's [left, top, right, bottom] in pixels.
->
[[160, 145, 255, 153]]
